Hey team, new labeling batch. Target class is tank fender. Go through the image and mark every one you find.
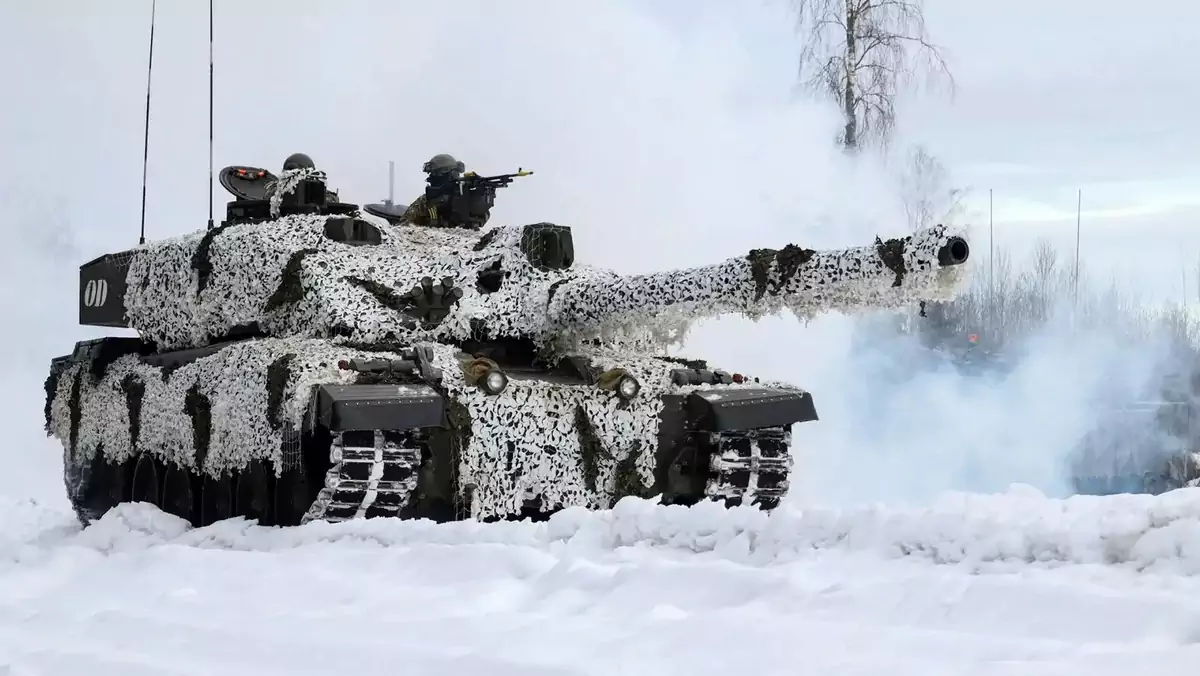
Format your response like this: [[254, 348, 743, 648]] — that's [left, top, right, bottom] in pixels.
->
[[313, 383, 445, 432], [686, 387, 818, 432]]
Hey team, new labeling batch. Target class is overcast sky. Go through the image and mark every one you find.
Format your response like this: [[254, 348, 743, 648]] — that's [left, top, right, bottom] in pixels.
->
[[3, 1, 1192, 294], [0, 1, 1188, 499]]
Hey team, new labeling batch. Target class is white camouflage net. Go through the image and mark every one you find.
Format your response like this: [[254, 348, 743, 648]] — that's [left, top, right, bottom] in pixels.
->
[[49, 338, 386, 477], [52, 211, 970, 520], [48, 336, 792, 519], [122, 215, 968, 353]]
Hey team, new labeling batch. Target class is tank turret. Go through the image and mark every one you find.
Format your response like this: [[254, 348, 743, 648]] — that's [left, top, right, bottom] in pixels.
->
[[49, 154, 971, 529]]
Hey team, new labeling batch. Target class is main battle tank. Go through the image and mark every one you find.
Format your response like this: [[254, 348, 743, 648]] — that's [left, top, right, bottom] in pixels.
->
[[45, 153, 971, 528]]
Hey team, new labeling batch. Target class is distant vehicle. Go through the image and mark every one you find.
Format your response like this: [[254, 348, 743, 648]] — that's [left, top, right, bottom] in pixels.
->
[[1068, 398, 1200, 496]]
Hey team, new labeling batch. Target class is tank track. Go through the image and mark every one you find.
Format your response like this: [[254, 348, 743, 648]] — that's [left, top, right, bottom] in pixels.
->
[[704, 426, 792, 510], [302, 430, 423, 524]]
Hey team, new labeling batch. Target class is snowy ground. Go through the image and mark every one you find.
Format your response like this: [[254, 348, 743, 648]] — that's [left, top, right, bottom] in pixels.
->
[[2, 488, 1200, 675]]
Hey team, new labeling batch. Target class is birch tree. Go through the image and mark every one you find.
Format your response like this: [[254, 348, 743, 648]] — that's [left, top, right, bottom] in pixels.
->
[[790, 0, 954, 152]]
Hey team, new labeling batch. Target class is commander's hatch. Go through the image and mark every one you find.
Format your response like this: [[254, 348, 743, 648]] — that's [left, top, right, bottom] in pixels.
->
[[220, 165, 276, 200], [220, 165, 341, 210]]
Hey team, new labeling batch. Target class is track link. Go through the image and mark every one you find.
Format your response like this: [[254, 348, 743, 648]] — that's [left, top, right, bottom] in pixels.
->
[[704, 426, 792, 510], [302, 430, 422, 524]]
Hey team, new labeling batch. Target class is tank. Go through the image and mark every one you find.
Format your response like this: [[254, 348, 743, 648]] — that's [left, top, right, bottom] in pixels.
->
[[1068, 371, 1200, 496], [45, 154, 971, 528]]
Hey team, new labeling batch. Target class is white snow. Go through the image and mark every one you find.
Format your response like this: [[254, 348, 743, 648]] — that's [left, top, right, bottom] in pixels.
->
[[2, 487, 1200, 675]]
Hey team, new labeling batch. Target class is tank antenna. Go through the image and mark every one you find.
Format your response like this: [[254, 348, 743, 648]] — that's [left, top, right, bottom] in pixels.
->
[[206, 0, 215, 231], [137, 0, 157, 246]]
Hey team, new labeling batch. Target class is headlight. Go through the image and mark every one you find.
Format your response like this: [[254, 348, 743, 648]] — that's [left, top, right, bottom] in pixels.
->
[[481, 367, 508, 395], [616, 374, 640, 400]]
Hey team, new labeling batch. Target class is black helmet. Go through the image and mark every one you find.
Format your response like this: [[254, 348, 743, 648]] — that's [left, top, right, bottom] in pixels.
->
[[423, 153, 465, 176], [283, 153, 315, 171]]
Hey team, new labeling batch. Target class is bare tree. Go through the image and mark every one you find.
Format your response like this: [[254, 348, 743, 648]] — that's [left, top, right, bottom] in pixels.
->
[[900, 237, 1200, 353], [790, 0, 954, 152], [897, 144, 966, 231]]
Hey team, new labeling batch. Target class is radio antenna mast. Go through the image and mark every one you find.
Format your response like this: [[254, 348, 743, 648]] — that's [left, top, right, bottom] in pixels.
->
[[206, 0, 215, 230], [138, 0, 157, 245]]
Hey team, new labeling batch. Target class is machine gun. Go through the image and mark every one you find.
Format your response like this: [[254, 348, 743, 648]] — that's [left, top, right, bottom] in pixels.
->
[[423, 168, 534, 230], [461, 168, 534, 190]]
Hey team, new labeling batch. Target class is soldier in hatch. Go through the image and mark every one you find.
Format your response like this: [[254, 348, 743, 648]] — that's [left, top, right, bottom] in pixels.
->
[[403, 153, 476, 228], [401, 153, 515, 230], [283, 152, 316, 171]]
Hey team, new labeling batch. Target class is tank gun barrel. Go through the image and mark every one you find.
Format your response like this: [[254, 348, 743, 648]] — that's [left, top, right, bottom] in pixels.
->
[[546, 224, 969, 341]]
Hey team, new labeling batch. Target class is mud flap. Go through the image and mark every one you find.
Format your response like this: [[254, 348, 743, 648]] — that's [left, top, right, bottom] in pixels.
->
[[686, 387, 817, 431], [314, 383, 445, 431]]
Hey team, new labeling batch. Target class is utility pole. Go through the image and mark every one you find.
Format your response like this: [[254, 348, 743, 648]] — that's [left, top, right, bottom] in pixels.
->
[[988, 187, 995, 338], [1073, 189, 1081, 310], [988, 188, 994, 299]]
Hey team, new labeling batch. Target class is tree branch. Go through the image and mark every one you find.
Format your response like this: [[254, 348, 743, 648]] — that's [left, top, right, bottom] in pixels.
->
[[788, 0, 955, 150]]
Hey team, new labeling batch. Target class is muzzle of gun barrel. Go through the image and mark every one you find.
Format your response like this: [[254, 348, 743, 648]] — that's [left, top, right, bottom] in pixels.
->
[[937, 236, 970, 267]]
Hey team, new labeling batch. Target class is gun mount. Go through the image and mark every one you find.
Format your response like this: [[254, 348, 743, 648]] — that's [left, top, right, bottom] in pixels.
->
[[50, 153, 972, 531]]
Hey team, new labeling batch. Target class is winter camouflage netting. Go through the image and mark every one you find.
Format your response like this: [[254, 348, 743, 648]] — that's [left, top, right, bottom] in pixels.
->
[[52, 202, 969, 519], [49, 339, 385, 476], [46, 337, 794, 519], [121, 214, 968, 352]]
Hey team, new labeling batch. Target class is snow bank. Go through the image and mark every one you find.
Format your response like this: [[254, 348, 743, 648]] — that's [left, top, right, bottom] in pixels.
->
[[0, 495, 86, 557], [8, 486, 1200, 574]]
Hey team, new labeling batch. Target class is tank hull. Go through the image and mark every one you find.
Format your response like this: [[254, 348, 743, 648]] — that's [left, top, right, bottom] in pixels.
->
[[46, 336, 817, 527]]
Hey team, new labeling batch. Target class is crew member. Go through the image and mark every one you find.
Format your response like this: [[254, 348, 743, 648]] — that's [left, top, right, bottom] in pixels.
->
[[403, 153, 473, 228]]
